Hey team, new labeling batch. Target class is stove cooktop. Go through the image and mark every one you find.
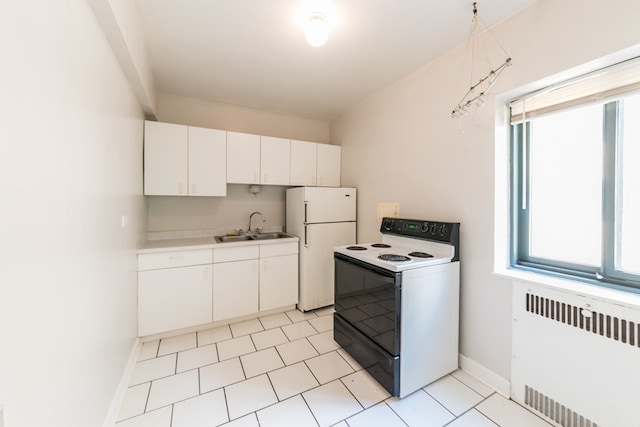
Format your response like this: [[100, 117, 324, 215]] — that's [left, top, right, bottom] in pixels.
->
[[334, 237, 454, 272]]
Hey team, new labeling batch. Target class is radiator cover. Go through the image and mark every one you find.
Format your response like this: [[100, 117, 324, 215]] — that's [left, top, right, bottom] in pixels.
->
[[511, 282, 640, 427]]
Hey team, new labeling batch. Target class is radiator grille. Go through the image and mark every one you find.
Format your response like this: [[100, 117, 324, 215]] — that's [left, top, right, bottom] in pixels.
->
[[525, 293, 639, 349], [525, 386, 598, 427]]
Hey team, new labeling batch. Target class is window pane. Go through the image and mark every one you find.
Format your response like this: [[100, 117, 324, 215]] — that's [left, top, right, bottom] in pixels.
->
[[618, 94, 640, 273], [528, 104, 603, 266]]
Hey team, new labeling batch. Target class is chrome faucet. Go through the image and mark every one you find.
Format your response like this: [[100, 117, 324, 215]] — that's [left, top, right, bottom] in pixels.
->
[[248, 211, 266, 234]]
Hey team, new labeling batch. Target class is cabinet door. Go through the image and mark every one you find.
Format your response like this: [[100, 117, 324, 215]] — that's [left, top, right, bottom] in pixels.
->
[[316, 143, 341, 187], [260, 254, 298, 311], [260, 136, 290, 185], [290, 140, 317, 186], [227, 131, 260, 184], [213, 259, 259, 321], [138, 265, 213, 336], [188, 126, 227, 196], [144, 121, 188, 195]]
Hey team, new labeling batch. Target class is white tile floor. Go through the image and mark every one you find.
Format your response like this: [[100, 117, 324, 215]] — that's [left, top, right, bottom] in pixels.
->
[[116, 308, 553, 427]]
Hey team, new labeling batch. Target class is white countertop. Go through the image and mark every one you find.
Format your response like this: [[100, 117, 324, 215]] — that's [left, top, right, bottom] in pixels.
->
[[138, 234, 299, 254]]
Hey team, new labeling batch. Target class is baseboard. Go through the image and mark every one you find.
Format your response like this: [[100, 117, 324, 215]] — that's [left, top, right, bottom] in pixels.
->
[[102, 338, 142, 427], [458, 353, 511, 398]]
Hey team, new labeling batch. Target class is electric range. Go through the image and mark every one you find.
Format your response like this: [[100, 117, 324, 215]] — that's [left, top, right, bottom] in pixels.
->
[[333, 217, 461, 398]]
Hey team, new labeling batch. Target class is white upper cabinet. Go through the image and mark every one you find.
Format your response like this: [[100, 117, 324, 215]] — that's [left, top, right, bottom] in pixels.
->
[[227, 131, 260, 184], [261, 136, 290, 185], [144, 121, 188, 195], [144, 121, 226, 196], [188, 126, 227, 196], [316, 143, 341, 187], [145, 121, 342, 191], [290, 139, 317, 186]]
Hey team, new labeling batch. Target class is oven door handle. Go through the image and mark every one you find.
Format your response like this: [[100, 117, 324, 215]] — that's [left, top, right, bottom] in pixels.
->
[[304, 224, 309, 247]]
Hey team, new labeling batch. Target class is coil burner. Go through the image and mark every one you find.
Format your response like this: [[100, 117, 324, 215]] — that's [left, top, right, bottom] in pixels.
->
[[378, 254, 411, 262]]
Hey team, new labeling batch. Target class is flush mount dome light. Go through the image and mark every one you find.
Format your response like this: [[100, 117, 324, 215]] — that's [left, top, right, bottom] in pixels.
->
[[305, 11, 329, 47]]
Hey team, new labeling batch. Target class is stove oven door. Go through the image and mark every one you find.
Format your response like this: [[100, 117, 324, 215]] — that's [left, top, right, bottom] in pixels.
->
[[334, 253, 402, 354], [334, 253, 402, 395]]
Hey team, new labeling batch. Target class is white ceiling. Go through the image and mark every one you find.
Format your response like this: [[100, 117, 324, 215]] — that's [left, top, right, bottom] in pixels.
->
[[134, 0, 537, 121]]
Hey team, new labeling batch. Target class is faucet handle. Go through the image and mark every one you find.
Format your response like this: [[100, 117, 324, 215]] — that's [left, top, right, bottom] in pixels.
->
[[234, 228, 244, 235], [255, 227, 263, 234]]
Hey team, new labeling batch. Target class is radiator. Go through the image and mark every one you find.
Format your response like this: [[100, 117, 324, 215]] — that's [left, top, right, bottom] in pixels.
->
[[511, 282, 640, 427]]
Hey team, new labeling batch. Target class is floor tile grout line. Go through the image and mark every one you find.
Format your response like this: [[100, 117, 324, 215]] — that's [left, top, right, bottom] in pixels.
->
[[222, 387, 231, 425], [299, 392, 322, 427], [449, 371, 492, 397], [443, 405, 501, 427], [462, 391, 501, 425], [417, 387, 458, 418], [384, 400, 412, 427]]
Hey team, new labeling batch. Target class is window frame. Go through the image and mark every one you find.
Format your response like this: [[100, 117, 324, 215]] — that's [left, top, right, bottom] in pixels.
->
[[510, 98, 640, 292]]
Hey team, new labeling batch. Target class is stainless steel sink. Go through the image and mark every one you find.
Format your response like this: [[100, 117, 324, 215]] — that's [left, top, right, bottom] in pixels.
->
[[214, 232, 293, 243], [215, 235, 255, 243], [252, 232, 291, 240]]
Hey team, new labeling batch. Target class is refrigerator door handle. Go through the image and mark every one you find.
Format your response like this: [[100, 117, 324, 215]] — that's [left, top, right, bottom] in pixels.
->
[[304, 224, 309, 247], [304, 201, 309, 224]]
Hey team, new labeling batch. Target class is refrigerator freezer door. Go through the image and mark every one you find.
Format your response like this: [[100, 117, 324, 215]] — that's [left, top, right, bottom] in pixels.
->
[[299, 221, 356, 311], [304, 187, 356, 223]]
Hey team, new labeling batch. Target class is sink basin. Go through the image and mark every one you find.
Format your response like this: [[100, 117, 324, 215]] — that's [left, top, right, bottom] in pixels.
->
[[215, 235, 255, 243], [252, 232, 291, 240], [214, 232, 293, 243]]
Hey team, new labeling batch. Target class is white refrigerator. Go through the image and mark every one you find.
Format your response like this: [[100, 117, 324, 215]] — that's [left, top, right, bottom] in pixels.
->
[[286, 187, 356, 311]]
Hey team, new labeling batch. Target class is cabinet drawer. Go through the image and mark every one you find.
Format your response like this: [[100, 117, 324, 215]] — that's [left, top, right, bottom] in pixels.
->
[[260, 242, 299, 258], [138, 249, 213, 271], [214, 245, 259, 263]]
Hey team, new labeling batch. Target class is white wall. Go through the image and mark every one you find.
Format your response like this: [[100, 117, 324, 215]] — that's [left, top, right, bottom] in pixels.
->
[[148, 93, 332, 233], [86, 0, 158, 116], [331, 0, 640, 382], [0, 1, 145, 426], [158, 92, 330, 143]]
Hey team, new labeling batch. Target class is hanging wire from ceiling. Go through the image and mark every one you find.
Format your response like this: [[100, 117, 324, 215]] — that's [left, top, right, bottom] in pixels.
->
[[451, 2, 512, 119]]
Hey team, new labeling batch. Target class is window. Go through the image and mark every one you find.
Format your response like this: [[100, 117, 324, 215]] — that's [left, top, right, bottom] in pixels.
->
[[510, 58, 640, 291]]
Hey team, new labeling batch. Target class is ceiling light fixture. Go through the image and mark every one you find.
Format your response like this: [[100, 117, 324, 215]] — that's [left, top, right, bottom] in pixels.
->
[[451, 2, 512, 119], [305, 11, 329, 47]]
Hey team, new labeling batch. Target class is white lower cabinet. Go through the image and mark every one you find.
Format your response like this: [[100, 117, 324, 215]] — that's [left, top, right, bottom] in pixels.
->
[[137, 249, 213, 336], [137, 241, 299, 336], [260, 242, 298, 311], [213, 245, 259, 321], [213, 259, 259, 321]]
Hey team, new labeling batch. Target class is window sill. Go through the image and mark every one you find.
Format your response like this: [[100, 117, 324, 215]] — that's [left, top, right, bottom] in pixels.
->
[[494, 267, 640, 310]]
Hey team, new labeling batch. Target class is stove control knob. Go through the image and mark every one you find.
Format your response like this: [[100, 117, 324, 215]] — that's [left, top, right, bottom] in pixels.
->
[[382, 218, 394, 230], [430, 224, 437, 235], [439, 224, 448, 236], [421, 223, 429, 232]]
